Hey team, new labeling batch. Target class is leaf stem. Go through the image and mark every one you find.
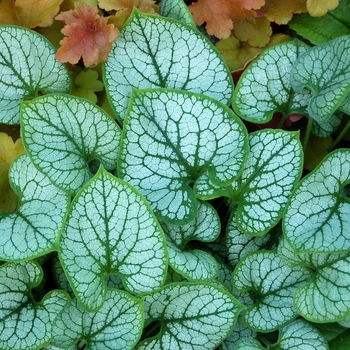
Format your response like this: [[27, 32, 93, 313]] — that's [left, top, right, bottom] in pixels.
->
[[328, 117, 350, 152], [302, 117, 313, 151], [277, 113, 288, 129]]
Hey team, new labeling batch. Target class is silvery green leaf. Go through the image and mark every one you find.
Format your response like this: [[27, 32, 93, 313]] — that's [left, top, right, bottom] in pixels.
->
[[0, 26, 71, 124], [235, 339, 264, 350], [283, 149, 350, 253], [226, 209, 272, 267], [162, 202, 220, 281], [340, 94, 350, 114], [222, 317, 257, 350], [222, 291, 257, 350], [338, 313, 350, 328], [291, 35, 350, 123], [278, 237, 350, 322], [159, 0, 196, 27], [119, 88, 248, 224], [162, 202, 220, 247], [231, 251, 312, 332], [59, 166, 167, 311], [21, 94, 121, 196], [166, 241, 218, 281], [0, 155, 69, 261], [138, 283, 244, 349], [0, 261, 69, 350], [52, 289, 143, 350], [293, 253, 350, 322], [274, 318, 328, 350], [232, 40, 311, 123], [104, 10, 233, 121], [311, 111, 343, 137], [232, 129, 303, 235], [51, 254, 74, 298], [52, 254, 124, 298], [236, 318, 328, 350]]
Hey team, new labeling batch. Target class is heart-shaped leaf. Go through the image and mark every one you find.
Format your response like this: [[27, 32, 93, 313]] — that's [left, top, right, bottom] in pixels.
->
[[232, 39, 311, 123], [283, 149, 350, 253], [0, 155, 69, 261], [231, 251, 312, 332], [196, 129, 302, 235], [159, 0, 196, 27], [291, 35, 350, 123], [59, 166, 168, 311], [21, 94, 121, 196], [162, 201, 220, 281], [236, 318, 328, 350], [232, 129, 303, 236], [119, 88, 248, 224], [0, 261, 69, 350], [278, 237, 350, 323], [0, 26, 71, 124], [52, 289, 143, 350], [104, 9, 233, 121], [138, 283, 244, 349]]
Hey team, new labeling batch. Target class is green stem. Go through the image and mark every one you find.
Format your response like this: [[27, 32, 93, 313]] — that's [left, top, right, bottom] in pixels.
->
[[302, 117, 313, 151], [328, 118, 350, 152], [277, 113, 287, 129]]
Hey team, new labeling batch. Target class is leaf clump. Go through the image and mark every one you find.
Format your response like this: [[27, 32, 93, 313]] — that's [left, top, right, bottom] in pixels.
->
[[55, 2, 119, 67]]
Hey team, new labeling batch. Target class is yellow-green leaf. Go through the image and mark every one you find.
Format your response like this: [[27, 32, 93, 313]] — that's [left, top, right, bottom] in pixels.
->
[[306, 0, 339, 17], [233, 16, 272, 47], [0, 0, 64, 28], [0, 133, 25, 212], [216, 33, 291, 72]]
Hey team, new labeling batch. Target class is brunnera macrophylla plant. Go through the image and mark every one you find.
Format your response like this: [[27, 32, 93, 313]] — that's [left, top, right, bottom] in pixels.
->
[[0, 0, 350, 349]]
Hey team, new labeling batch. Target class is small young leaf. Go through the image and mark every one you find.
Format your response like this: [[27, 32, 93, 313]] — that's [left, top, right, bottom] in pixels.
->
[[284, 149, 350, 253], [104, 9, 233, 121], [21, 94, 121, 196], [59, 166, 167, 311], [291, 35, 350, 123], [231, 251, 313, 332], [0, 26, 71, 124], [55, 2, 119, 67], [162, 202, 220, 281], [52, 289, 143, 350], [70, 68, 104, 104], [232, 39, 311, 123], [138, 283, 244, 349], [0, 261, 69, 350], [159, 0, 196, 27], [0, 155, 69, 261], [119, 88, 248, 224], [232, 129, 303, 236]]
